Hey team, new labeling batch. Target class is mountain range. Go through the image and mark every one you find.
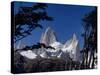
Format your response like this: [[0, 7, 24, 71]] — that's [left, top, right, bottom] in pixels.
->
[[16, 27, 81, 62]]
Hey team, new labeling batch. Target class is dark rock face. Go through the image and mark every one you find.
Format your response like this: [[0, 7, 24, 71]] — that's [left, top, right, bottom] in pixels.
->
[[38, 58, 66, 72], [14, 52, 80, 74]]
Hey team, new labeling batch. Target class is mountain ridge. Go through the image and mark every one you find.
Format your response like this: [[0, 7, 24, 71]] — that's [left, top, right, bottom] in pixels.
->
[[16, 27, 81, 62]]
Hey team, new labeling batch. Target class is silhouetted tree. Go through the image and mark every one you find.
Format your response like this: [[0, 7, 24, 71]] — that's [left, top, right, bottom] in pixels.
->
[[12, 3, 53, 43], [81, 7, 97, 69]]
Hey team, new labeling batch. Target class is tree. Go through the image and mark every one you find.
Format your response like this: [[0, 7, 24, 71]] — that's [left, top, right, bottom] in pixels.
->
[[81, 7, 97, 69], [12, 3, 53, 43]]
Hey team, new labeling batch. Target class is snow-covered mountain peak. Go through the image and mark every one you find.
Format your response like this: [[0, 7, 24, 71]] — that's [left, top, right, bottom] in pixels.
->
[[17, 27, 81, 61], [63, 33, 77, 49], [72, 33, 78, 42], [40, 27, 57, 46], [45, 27, 52, 33], [73, 33, 77, 39]]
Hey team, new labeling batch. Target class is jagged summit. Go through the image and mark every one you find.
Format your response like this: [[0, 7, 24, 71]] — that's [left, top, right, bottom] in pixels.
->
[[62, 33, 79, 61], [40, 27, 57, 46], [63, 34, 78, 49], [16, 27, 81, 61]]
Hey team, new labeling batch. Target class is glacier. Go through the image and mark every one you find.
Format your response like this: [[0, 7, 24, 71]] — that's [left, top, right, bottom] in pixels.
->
[[16, 27, 81, 62]]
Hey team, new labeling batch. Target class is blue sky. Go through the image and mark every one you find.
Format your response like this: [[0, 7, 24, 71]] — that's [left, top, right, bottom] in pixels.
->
[[13, 2, 95, 48]]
